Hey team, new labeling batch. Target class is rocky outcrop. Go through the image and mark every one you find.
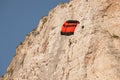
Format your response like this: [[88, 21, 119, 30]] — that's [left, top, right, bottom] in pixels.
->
[[0, 77, 3, 80], [3, 0, 120, 80]]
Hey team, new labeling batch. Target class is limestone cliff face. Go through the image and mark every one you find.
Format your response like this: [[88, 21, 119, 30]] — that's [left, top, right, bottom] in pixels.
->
[[0, 77, 3, 80], [3, 0, 120, 80]]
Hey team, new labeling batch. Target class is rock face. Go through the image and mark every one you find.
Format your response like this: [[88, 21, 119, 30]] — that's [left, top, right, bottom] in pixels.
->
[[3, 0, 120, 80], [0, 77, 3, 80]]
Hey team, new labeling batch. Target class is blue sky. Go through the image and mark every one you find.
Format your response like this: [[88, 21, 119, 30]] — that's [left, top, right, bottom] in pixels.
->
[[0, 0, 68, 76]]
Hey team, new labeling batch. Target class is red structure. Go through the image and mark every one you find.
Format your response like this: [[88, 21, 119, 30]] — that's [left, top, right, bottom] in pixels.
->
[[61, 20, 79, 36]]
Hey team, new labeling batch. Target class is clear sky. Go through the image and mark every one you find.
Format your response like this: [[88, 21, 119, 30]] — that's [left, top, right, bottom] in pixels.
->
[[0, 0, 68, 76]]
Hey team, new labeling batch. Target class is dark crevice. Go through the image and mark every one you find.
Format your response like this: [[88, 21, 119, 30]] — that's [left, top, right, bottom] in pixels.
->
[[101, 3, 113, 18], [69, 39, 72, 47], [82, 26, 84, 29]]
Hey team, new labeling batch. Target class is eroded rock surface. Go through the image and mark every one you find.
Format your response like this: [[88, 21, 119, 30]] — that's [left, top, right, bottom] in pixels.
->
[[3, 0, 120, 80]]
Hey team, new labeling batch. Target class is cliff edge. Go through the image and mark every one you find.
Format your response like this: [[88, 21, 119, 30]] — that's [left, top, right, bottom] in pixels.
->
[[3, 0, 120, 80]]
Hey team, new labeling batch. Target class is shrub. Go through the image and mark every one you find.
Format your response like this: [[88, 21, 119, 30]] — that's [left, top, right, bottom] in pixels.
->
[[28, 41, 32, 46], [20, 42, 23, 45], [69, 4, 72, 7], [26, 33, 30, 36], [112, 34, 119, 39], [42, 17, 47, 25]]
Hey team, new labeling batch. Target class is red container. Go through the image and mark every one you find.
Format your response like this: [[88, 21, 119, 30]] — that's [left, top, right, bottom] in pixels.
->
[[61, 20, 79, 36]]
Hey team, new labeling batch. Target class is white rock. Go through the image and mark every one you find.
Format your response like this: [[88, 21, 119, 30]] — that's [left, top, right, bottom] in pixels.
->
[[3, 0, 120, 80]]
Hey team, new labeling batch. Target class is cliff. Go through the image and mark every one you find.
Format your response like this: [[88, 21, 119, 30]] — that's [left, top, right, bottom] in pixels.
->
[[0, 77, 3, 80], [3, 0, 120, 80]]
